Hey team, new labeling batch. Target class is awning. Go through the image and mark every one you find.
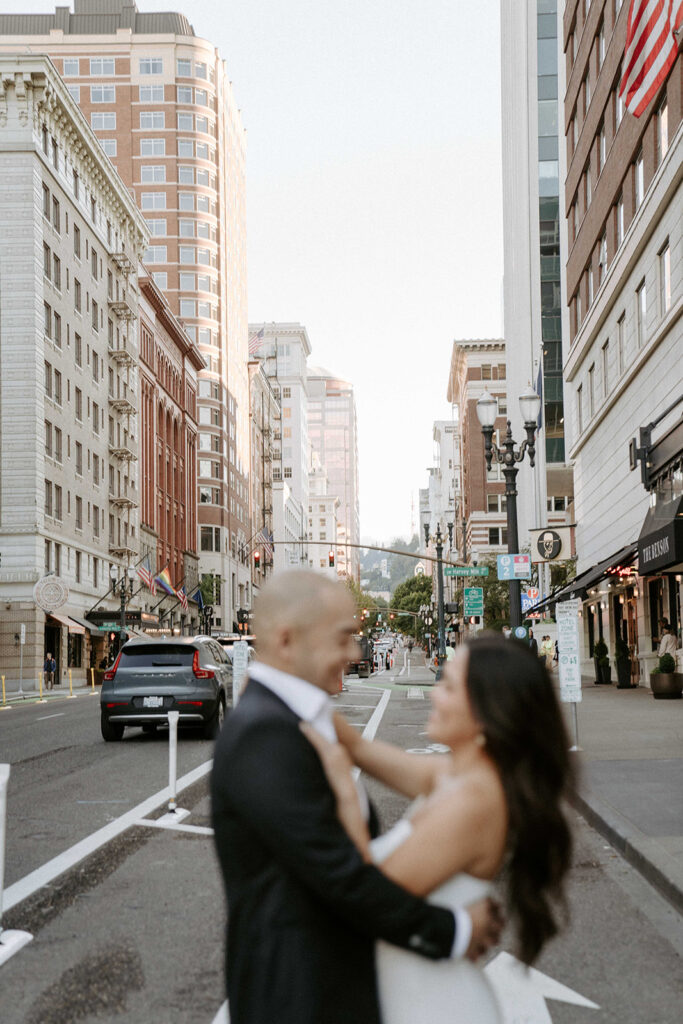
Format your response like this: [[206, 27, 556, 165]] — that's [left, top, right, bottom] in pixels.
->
[[67, 614, 107, 636], [638, 493, 683, 575], [47, 613, 85, 635], [526, 542, 638, 615]]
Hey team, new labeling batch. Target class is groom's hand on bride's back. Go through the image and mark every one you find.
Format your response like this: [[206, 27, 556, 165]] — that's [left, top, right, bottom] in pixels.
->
[[465, 897, 505, 961]]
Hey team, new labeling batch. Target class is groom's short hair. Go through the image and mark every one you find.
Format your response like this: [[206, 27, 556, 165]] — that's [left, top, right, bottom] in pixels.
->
[[252, 570, 347, 642]]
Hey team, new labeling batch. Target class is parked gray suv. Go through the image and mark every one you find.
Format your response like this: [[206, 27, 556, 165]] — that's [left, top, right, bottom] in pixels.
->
[[100, 636, 232, 742]]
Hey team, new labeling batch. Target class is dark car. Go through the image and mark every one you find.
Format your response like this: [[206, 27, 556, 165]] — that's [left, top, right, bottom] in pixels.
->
[[100, 636, 232, 742]]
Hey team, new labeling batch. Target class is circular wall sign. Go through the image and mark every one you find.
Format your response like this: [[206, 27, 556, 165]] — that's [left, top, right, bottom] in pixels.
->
[[536, 529, 562, 560], [33, 575, 69, 612]]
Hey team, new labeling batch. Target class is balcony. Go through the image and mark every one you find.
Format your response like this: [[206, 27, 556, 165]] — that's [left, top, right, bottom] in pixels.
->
[[109, 494, 138, 509], [111, 252, 134, 275], [108, 341, 135, 366], [108, 297, 136, 321], [108, 394, 137, 414], [108, 443, 137, 462], [108, 543, 136, 558]]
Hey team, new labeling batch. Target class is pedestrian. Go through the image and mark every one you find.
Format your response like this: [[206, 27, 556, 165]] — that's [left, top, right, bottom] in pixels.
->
[[211, 571, 502, 1024], [43, 652, 56, 690], [553, 640, 559, 663], [445, 644, 456, 661], [408, 640, 414, 653], [541, 635, 554, 667], [528, 629, 538, 657], [502, 624, 512, 640], [657, 624, 678, 659]]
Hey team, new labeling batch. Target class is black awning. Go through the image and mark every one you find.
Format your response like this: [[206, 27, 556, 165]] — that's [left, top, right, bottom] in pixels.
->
[[638, 494, 683, 575], [526, 542, 638, 615]]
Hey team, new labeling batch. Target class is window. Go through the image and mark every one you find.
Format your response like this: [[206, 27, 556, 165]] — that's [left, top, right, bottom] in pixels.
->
[[52, 137, 59, 170], [145, 218, 167, 236], [179, 272, 195, 290], [659, 242, 671, 314], [140, 138, 165, 156], [54, 427, 62, 463], [481, 364, 491, 380], [177, 112, 193, 131], [196, 141, 209, 160], [178, 166, 194, 184], [67, 84, 80, 102], [177, 58, 192, 77], [179, 192, 194, 211], [53, 313, 62, 347], [44, 361, 52, 398], [197, 194, 210, 212], [63, 58, 79, 76], [196, 89, 208, 106], [598, 22, 605, 67], [75, 441, 82, 475], [91, 247, 98, 279], [497, 364, 506, 380], [576, 290, 582, 330], [52, 197, 60, 233], [93, 401, 99, 433], [139, 84, 164, 102], [92, 350, 99, 381], [43, 243, 51, 279], [657, 98, 669, 162], [636, 280, 647, 347], [602, 340, 610, 397], [152, 272, 167, 289], [42, 184, 50, 218], [53, 255, 61, 290], [91, 112, 116, 130], [92, 299, 99, 332], [588, 364, 595, 417], [587, 266, 594, 306], [195, 62, 207, 79], [616, 194, 624, 246], [197, 222, 210, 239], [615, 85, 624, 128], [141, 192, 166, 210], [90, 84, 115, 103], [75, 387, 83, 421], [196, 168, 210, 186], [75, 551, 81, 583], [197, 248, 211, 265], [598, 232, 608, 282], [75, 496, 83, 530], [196, 116, 209, 134], [74, 224, 81, 259], [140, 165, 166, 183], [55, 486, 62, 522], [75, 333, 82, 367], [598, 123, 606, 173], [44, 302, 52, 338], [283, 466, 292, 479], [45, 479, 53, 517], [177, 85, 193, 104], [180, 299, 196, 317], [140, 111, 164, 129], [585, 166, 592, 207], [488, 527, 508, 546], [93, 558, 99, 589], [90, 58, 115, 76], [178, 139, 194, 158], [179, 219, 194, 237], [577, 385, 583, 434], [634, 152, 644, 208], [617, 313, 625, 375], [139, 57, 163, 75], [45, 420, 52, 457], [179, 246, 195, 264], [53, 370, 62, 405]]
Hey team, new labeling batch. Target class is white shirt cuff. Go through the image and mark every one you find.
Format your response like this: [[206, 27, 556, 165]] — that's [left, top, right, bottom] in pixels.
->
[[451, 908, 472, 959]]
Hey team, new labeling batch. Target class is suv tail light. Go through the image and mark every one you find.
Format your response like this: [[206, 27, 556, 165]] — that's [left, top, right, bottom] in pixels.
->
[[192, 649, 214, 679], [103, 652, 122, 681]]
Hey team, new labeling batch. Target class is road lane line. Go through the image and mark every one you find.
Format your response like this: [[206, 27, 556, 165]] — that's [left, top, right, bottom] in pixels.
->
[[3, 758, 212, 914], [35, 712, 66, 721]]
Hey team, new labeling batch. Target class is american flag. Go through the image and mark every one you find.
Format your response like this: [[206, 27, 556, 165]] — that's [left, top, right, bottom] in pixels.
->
[[136, 556, 157, 595], [248, 327, 264, 356], [619, 1, 683, 117], [254, 527, 274, 559], [176, 586, 188, 612]]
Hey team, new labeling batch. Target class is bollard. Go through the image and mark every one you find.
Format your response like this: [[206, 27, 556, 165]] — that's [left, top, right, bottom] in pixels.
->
[[67, 668, 77, 700], [0, 677, 9, 711], [167, 711, 180, 813], [0, 764, 33, 960], [37, 672, 47, 704], [90, 668, 96, 694]]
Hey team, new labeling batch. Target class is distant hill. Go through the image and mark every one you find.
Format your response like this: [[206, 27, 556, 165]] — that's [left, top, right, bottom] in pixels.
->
[[359, 534, 421, 596]]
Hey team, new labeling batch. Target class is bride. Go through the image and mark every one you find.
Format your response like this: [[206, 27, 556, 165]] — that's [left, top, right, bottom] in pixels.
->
[[302, 633, 574, 1023]]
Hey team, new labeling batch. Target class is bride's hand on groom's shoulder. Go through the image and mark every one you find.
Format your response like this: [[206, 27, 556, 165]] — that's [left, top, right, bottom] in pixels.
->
[[333, 711, 361, 753], [465, 897, 505, 962], [300, 722, 354, 781]]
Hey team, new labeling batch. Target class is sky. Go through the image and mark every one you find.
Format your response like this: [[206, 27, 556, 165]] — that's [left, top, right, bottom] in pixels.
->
[[18, 0, 504, 543]]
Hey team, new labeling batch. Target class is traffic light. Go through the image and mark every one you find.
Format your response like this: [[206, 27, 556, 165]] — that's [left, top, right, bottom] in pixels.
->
[[390, 613, 395, 620], [328, 550, 335, 568], [253, 550, 261, 570], [109, 632, 116, 643]]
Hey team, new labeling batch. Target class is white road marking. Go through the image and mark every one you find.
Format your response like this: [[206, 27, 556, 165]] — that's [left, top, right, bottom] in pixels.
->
[[3, 758, 213, 914], [406, 687, 424, 700], [35, 712, 65, 721], [211, 1001, 229, 1024], [484, 951, 599, 1021], [360, 688, 390, 742]]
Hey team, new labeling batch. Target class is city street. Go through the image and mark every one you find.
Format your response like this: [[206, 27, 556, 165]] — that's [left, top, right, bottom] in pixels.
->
[[1, 655, 681, 1023]]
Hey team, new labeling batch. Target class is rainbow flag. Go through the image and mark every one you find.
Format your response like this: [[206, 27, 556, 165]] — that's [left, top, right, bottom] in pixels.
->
[[154, 566, 175, 596]]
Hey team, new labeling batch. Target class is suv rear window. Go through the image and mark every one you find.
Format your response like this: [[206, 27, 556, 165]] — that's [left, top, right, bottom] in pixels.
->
[[120, 644, 195, 667]]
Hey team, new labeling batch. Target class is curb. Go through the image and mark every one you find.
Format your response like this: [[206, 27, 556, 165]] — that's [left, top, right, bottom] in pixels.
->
[[570, 784, 683, 915]]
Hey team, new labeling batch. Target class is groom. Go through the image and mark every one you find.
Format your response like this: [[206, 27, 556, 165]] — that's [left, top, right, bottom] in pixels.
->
[[211, 571, 502, 1024]]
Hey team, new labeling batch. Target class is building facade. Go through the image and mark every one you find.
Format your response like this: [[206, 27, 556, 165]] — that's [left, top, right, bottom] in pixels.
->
[[248, 359, 281, 592], [558, 0, 682, 680], [307, 455, 340, 578], [307, 366, 360, 581], [137, 272, 203, 630], [0, 0, 251, 638], [500, 0, 574, 599], [447, 340, 510, 561], [0, 54, 148, 687]]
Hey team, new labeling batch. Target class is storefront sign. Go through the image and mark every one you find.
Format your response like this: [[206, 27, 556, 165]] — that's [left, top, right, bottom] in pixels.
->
[[556, 600, 582, 703], [529, 527, 573, 563], [638, 519, 683, 574], [232, 640, 250, 704]]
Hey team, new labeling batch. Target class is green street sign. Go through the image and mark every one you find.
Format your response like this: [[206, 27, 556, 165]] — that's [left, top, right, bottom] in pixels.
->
[[444, 566, 489, 577], [463, 587, 484, 616], [101, 622, 121, 631]]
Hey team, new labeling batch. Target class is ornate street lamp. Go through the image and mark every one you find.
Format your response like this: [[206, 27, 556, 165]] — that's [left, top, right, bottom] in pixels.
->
[[424, 520, 453, 668], [475, 385, 541, 629], [110, 564, 136, 650]]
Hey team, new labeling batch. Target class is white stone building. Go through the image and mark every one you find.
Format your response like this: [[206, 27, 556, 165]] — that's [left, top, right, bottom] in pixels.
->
[[0, 54, 147, 687], [307, 454, 340, 578]]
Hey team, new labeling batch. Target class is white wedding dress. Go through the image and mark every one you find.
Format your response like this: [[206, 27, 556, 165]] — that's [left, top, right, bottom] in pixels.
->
[[371, 819, 502, 1024]]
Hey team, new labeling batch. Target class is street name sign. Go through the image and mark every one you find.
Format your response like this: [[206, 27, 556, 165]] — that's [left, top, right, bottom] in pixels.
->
[[464, 587, 484, 616], [556, 599, 582, 703], [496, 554, 532, 580], [444, 566, 489, 577]]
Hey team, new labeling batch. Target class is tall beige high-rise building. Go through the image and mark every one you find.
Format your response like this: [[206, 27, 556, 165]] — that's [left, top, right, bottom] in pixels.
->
[[0, 0, 250, 634]]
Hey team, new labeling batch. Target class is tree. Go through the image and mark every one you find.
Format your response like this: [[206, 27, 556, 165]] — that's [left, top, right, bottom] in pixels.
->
[[346, 578, 388, 633], [391, 575, 433, 641]]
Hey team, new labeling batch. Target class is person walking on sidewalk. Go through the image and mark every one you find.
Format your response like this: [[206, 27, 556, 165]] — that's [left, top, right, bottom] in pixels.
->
[[43, 652, 56, 690], [657, 624, 678, 659]]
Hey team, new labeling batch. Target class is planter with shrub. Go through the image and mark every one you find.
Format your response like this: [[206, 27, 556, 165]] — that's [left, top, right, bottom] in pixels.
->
[[615, 637, 634, 689], [650, 653, 683, 700]]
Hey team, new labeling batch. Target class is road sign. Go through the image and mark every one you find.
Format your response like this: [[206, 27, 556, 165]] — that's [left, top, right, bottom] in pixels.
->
[[496, 554, 532, 580], [20, 624, 25, 645], [444, 566, 489, 577], [514, 626, 528, 640], [463, 587, 484, 616], [521, 587, 540, 614], [556, 600, 582, 703]]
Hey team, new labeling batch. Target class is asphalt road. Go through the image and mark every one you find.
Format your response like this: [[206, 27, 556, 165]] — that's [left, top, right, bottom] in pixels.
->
[[0, 662, 681, 1023]]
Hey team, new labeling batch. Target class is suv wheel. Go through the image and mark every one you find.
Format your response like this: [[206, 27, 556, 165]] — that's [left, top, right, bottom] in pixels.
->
[[203, 694, 225, 740], [101, 713, 124, 742]]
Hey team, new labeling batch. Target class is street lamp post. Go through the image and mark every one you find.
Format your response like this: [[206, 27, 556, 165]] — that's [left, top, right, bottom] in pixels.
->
[[110, 565, 136, 651], [475, 386, 541, 630], [424, 521, 452, 667]]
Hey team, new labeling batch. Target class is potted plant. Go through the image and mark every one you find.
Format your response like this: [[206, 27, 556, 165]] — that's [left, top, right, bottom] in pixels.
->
[[615, 637, 633, 689], [650, 653, 683, 699], [593, 638, 610, 684]]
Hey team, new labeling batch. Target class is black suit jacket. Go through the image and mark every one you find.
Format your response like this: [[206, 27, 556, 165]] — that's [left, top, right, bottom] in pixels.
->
[[211, 679, 456, 1024]]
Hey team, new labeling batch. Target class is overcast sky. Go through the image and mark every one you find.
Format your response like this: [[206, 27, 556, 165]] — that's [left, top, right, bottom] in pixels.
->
[[18, 0, 504, 543]]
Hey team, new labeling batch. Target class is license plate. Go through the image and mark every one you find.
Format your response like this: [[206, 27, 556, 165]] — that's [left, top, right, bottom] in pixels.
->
[[143, 696, 164, 708]]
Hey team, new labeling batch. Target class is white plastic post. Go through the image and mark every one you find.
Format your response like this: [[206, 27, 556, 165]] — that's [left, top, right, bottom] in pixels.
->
[[167, 711, 180, 813], [0, 764, 9, 937]]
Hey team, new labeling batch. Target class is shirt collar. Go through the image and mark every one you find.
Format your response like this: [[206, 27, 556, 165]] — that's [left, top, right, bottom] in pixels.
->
[[249, 661, 331, 724]]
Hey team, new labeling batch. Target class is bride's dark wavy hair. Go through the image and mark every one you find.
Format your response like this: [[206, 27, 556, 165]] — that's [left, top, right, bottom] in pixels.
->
[[464, 634, 574, 965]]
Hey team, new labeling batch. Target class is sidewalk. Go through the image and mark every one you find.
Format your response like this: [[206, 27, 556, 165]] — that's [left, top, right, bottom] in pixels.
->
[[1, 679, 97, 706], [566, 677, 683, 913]]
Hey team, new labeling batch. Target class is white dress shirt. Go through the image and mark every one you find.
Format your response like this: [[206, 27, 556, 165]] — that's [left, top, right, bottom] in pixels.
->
[[248, 660, 472, 960]]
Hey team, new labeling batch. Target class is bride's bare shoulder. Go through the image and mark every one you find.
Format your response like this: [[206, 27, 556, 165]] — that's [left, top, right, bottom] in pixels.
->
[[428, 763, 507, 823]]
